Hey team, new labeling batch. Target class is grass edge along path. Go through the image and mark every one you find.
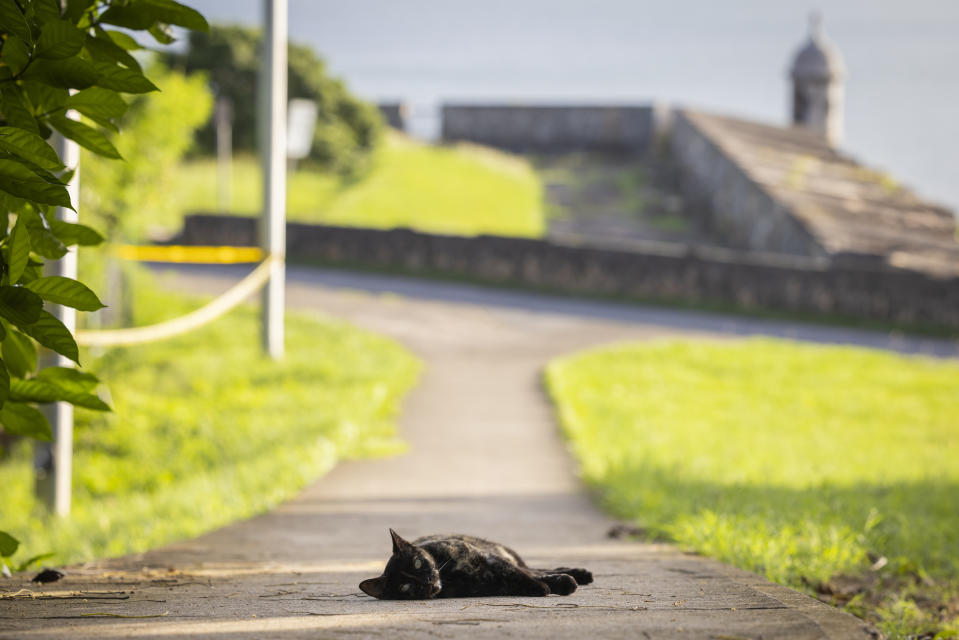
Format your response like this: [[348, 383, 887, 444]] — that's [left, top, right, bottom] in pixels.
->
[[0, 285, 420, 568], [545, 338, 959, 639]]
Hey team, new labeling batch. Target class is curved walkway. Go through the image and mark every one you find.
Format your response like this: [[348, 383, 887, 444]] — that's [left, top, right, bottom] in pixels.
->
[[4, 265, 936, 639]]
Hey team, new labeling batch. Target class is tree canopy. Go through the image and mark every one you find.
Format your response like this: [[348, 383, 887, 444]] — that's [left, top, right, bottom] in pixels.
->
[[166, 25, 384, 176]]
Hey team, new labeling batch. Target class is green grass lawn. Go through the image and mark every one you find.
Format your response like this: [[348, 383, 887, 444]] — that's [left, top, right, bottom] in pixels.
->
[[545, 338, 959, 638], [161, 133, 544, 238], [0, 278, 419, 566]]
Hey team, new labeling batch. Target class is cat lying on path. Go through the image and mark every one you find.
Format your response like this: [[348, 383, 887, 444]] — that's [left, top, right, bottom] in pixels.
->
[[360, 529, 593, 599]]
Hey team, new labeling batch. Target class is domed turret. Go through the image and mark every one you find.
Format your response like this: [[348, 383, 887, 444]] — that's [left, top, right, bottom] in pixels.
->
[[789, 14, 845, 145]]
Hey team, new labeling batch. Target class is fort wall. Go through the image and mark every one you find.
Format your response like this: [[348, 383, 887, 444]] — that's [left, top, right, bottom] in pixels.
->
[[440, 104, 667, 153], [667, 110, 825, 256], [177, 214, 959, 329]]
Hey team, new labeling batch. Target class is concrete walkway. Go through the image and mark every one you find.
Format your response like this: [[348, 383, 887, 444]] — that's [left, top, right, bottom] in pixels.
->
[[2, 265, 932, 639]]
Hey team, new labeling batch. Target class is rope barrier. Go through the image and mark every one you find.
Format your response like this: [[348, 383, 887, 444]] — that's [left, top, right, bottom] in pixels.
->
[[76, 256, 278, 347]]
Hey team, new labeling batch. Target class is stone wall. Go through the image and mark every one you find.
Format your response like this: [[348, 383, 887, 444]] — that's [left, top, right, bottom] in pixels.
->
[[177, 214, 959, 329], [441, 104, 665, 152], [666, 110, 824, 256]]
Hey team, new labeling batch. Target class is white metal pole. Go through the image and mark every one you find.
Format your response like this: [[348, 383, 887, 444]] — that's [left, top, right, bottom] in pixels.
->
[[259, 0, 287, 359], [35, 132, 80, 517]]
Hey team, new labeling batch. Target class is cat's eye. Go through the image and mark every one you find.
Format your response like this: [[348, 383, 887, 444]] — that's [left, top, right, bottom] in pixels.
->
[[413, 559, 422, 569], [400, 583, 410, 592]]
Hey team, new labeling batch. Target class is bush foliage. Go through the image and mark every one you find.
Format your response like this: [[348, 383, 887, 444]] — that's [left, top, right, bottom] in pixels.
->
[[0, 0, 209, 574], [80, 62, 213, 242]]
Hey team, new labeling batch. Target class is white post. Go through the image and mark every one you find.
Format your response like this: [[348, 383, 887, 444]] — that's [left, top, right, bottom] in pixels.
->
[[35, 132, 80, 517], [258, 0, 287, 359]]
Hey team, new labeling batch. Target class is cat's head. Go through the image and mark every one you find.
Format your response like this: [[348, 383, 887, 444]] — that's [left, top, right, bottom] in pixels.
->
[[359, 529, 442, 600]]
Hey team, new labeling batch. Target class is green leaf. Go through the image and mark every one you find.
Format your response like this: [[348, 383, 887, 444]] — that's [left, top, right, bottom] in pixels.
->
[[66, 87, 127, 118], [1, 34, 31, 75], [2, 329, 37, 377], [90, 60, 157, 94], [0, 159, 71, 208], [0, 0, 32, 43], [48, 114, 120, 159], [21, 57, 98, 90], [22, 209, 67, 259], [65, 0, 97, 23], [7, 212, 30, 284], [32, 0, 62, 25], [48, 220, 103, 247], [10, 378, 110, 410], [65, 87, 127, 131], [1, 155, 63, 186], [147, 22, 175, 44], [101, 0, 207, 33], [0, 127, 63, 171], [23, 83, 69, 114], [0, 355, 9, 408], [20, 310, 79, 364], [142, 0, 208, 31], [105, 30, 142, 51], [15, 264, 40, 285], [99, 1, 158, 29], [0, 285, 43, 325], [26, 276, 105, 311], [0, 87, 40, 134], [85, 31, 141, 72], [36, 365, 98, 392], [0, 530, 18, 558], [0, 401, 52, 440], [37, 20, 86, 59]]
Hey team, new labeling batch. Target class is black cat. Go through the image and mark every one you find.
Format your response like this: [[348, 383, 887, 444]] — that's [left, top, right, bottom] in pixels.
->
[[359, 529, 593, 599]]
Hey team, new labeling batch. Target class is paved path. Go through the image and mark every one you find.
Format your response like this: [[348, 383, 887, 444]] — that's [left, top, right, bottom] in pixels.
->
[[5, 265, 939, 639]]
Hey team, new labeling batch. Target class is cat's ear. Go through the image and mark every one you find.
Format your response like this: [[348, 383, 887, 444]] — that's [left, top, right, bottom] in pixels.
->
[[389, 528, 411, 553], [359, 576, 387, 599]]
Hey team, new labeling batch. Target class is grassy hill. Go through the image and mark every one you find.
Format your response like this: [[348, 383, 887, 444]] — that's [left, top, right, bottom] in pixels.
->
[[162, 133, 544, 238]]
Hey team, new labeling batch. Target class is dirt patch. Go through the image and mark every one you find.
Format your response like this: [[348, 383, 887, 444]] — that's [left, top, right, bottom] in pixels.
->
[[810, 570, 958, 638]]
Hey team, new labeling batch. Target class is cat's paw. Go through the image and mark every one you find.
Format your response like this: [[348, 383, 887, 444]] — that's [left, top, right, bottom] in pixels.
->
[[543, 573, 577, 596], [551, 567, 593, 585], [565, 568, 593, 585]]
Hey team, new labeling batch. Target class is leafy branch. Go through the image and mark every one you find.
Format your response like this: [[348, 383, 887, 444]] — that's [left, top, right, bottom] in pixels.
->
[[0, 0, 208, 572]]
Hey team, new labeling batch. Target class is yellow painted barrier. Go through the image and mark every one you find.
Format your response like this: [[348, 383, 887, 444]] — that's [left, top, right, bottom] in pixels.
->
[[111, 245, 264, 264]]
